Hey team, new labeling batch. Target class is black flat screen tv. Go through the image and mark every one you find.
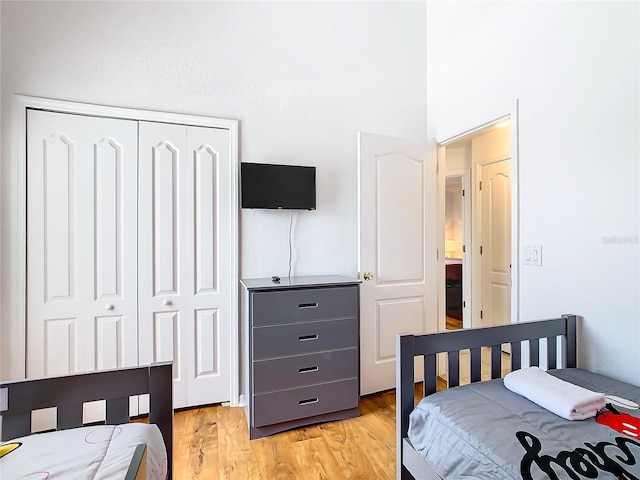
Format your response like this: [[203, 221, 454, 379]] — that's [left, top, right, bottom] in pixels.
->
[[241, 163, 316, 210]]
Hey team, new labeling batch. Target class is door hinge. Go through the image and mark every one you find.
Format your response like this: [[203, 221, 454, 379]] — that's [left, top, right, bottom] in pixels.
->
[[479, 181, 482, 190], [463, 245, 466, 253], [463, 301, 466, 308], [462, 189, 465, 197], [480, 310, 483, 319], [480, 245, 483, 254], [436, 249, 439, 260]]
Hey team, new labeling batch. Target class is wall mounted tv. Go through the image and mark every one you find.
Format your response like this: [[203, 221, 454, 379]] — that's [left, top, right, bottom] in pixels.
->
[[241, 162, 316, 210]]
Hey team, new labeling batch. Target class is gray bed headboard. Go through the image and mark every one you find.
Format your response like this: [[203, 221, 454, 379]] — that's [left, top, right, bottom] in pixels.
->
[[0, 362, 173, 478], [395, 314, 577, 480]]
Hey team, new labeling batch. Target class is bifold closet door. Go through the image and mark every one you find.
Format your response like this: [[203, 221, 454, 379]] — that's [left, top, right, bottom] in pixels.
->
[[138, 121, 231, 408], [26, 109, 139, 377]]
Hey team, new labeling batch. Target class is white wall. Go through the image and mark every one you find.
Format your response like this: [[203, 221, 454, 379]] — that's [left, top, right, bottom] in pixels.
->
[[445, 145, 469, 171], [427, 1, 640, 384], [0, 1, 427, 379]]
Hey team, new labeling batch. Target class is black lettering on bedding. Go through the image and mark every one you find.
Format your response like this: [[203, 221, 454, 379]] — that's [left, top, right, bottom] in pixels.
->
[[517, 431, 640, 480]]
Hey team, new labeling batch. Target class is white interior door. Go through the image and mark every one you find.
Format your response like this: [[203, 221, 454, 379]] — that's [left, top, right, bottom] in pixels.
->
[[138, 121, 231, 408], [186, 125, 232, 406], [358, 132, 438, 395], [27, 109, 138, 377], [480, 159, 511, 327]]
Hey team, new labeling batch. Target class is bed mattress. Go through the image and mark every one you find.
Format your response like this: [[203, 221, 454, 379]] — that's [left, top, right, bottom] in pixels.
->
[[0, 423, 167, 480], [408, 368, 640, 479]]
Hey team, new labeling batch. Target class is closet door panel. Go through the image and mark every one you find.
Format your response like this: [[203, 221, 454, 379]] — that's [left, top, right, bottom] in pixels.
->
[[194, 145, 217, 293], [27, 110, 138, 378], [152, 141, 180, 295], [44, 318, 76, 376], [139, 122, 232, 408], [138, 121, 188, 408], [43, 134, 75, 302], [95, 138, 123, 299], [95, 315, 123, 370], [186, 126, 232, 406]]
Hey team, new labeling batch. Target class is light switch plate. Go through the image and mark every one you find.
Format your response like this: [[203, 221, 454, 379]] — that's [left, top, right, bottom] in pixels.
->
[[523, 245, 542, 266]]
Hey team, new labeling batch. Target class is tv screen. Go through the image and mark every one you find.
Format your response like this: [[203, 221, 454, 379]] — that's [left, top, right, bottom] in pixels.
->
[[241, 163, 316, 210]]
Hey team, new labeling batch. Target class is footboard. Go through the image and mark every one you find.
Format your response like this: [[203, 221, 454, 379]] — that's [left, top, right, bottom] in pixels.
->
[[396, 314, 577, 480]]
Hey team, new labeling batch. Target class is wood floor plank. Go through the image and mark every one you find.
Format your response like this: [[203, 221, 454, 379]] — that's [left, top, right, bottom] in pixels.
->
[[248, 432, 300, 480], [289, 436, 346, 480], [172, 407, 220, 479], [171, 385, 433, 479], [317, 419, 368, 478], [167, 361, 493, 478], [217, 406, 262, 479], [446, 316, 463, 330]]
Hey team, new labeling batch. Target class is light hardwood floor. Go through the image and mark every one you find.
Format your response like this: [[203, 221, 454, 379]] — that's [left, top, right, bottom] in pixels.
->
[[171, 384, 435, 480], [170, 339, 508, 479], [445, 316, 463, 330]]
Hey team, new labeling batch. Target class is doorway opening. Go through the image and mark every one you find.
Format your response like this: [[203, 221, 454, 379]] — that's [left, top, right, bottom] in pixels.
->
[[444, 175, 464, 330], [440, 117, 513, 331]]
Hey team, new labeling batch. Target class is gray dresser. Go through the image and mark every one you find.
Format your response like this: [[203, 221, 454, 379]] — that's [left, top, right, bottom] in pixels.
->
[[240, 275, 361, 439]]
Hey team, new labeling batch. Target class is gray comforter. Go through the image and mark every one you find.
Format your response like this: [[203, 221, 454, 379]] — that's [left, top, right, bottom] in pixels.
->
[[408, 368, 640, 479]]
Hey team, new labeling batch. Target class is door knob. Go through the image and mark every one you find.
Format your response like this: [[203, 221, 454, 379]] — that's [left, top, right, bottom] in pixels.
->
[[104, 304, 114, 311], [163, 299, 172, 306], [363, 272, 374, 281]]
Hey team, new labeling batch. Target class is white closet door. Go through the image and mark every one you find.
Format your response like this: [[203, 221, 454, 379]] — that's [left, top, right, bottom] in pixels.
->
[[27, 110, 138, 377], [186, 125, 232, 406], [138, 121, 231, 408]]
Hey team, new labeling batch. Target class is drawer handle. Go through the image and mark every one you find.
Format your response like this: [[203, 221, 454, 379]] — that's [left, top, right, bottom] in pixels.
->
[[298, 302, 318, 309], [299, 397, 319, 406], [299, 366, 319, 374], [298, 334, 318, 342]]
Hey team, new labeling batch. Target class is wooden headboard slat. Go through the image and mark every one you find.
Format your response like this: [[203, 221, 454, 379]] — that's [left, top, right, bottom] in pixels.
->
[[106, 397, 130, 425], [424, 354, 437, 396], [2, 412, 31, 441], [565, 314, 577, 368], [510, 341, 522, 371], [57, 403, 83, 430], [529, 339, 540, 367], [490, 345, 501, 379], [547, 337, 558, 369], [447, 352, 460, 388], [470, 347, 482, 383]]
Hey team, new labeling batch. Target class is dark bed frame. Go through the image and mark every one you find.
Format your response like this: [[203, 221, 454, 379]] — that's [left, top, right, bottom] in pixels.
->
[[0, 362, 173, 480], [396, 314, 577, 480]]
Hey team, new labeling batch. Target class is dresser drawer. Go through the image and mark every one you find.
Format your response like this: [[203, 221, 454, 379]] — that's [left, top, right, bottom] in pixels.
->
[[253, 348, 358, 394], [252, 317, 358, 360], [252, 378, 359, 427], [251, 286, 358, 326]]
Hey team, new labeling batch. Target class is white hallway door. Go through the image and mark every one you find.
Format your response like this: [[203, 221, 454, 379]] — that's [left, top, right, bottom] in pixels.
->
[[358, 132, 438, 395], [479, 158, 511, 327], [138, 122, 231, 408], [27, 110, 139, 377]]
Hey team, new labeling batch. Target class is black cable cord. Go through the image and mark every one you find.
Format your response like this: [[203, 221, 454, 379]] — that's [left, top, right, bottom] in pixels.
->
[[288, 209, 293, 280]]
